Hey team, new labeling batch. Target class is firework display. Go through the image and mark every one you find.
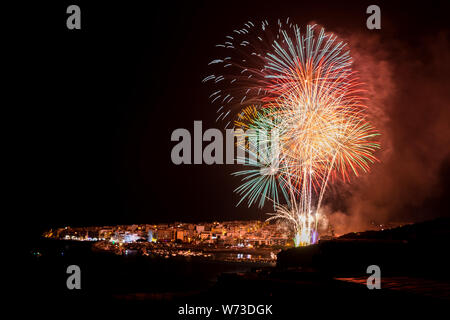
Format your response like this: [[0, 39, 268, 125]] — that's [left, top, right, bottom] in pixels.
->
[[204, 20, 380, 246]]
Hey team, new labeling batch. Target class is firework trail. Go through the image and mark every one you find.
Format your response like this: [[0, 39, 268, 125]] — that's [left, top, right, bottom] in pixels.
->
[[204, 19, 380, 246]]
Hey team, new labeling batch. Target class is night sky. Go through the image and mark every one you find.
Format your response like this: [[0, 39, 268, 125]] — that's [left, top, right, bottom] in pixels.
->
[[19, 1, 450, 240]]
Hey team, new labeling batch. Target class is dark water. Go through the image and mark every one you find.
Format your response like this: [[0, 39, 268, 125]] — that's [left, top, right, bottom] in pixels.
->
[[27, 239, 270, 298], [25, 239, 448, 318]]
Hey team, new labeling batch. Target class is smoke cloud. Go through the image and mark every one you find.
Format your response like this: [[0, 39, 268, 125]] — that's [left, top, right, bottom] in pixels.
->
[[323, 29, 450, 233]]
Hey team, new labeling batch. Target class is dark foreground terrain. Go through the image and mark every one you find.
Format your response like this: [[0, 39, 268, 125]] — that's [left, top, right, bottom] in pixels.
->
[[25, 218, 450, 318]]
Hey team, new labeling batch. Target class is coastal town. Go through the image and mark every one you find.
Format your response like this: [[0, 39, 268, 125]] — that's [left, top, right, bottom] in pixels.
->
[[43, 220, 299, 263]]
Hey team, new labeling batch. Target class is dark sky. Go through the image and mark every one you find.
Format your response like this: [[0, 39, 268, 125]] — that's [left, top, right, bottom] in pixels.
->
[[19, 0, 450, 239]]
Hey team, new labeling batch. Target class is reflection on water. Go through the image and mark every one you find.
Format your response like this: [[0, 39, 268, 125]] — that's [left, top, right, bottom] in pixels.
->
[[336, 277, 450, 301]]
